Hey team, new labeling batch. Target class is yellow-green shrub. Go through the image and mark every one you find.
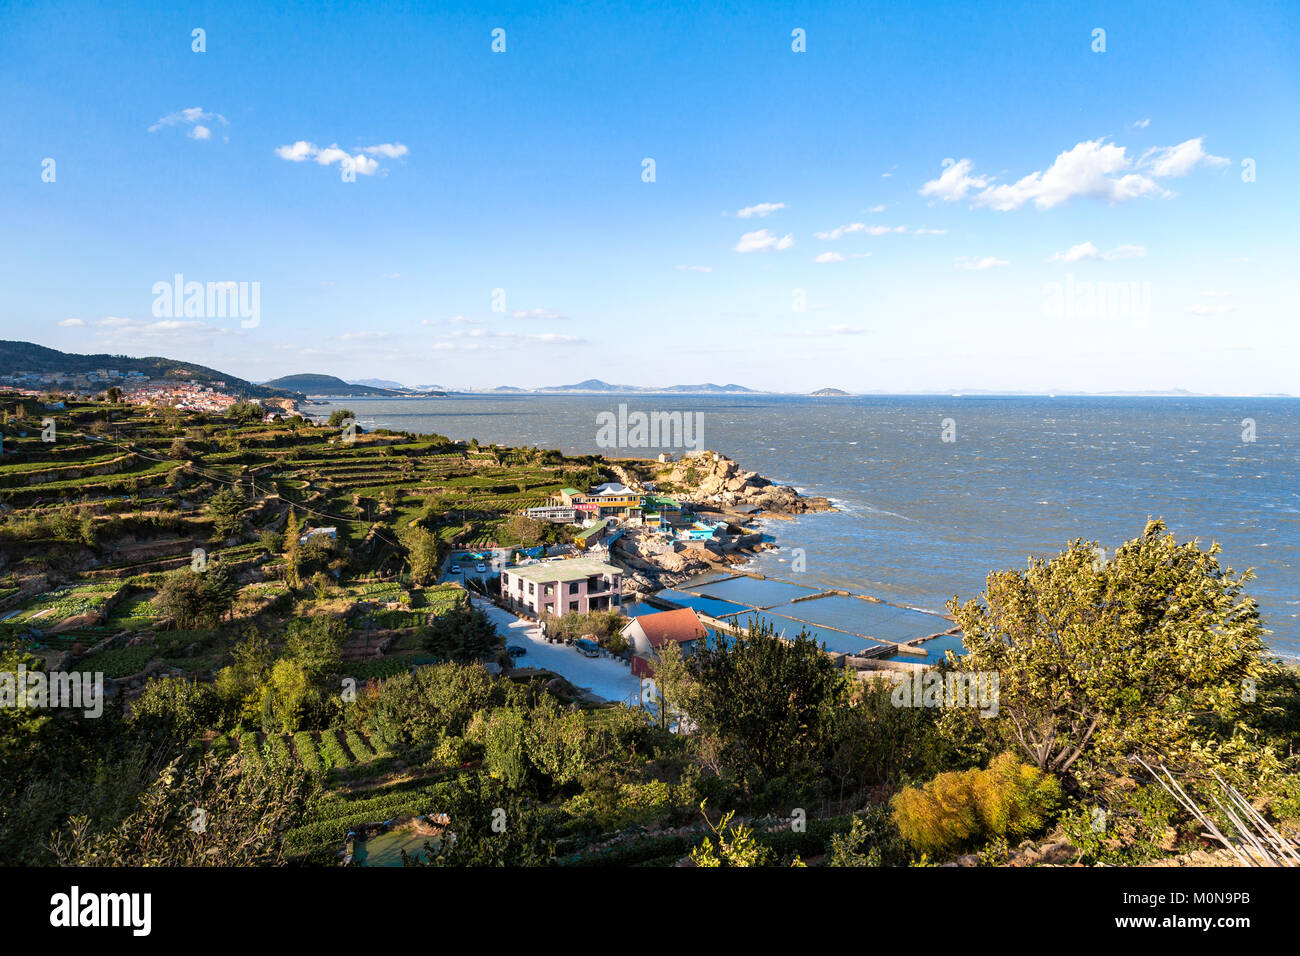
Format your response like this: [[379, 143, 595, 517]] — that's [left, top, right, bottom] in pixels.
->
[[891, 753, 1062, 856]]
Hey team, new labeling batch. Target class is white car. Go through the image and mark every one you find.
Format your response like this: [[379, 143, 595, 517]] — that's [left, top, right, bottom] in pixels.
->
[[475, 562, 486, 573], [449, 564, 461, 574]]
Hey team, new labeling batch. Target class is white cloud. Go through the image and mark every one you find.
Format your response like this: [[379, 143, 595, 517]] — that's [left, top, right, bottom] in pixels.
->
[[148, 107, 228, 138], [736, 203, 785, 218], [341, 331, 391, 341], [864, 204, 886, 213], [361, 143, 409, 158], [512, 308, 567, 320], [432, 329, 584, 351], [814, 223, 944, 240], [274, 140, 407, 175], [795, 324, 869, 336], [1139, 137, 1229, 178], [1131, 118, 1151, 130], [956, 256, 1009, 270], [919, 158, 991, 202], [814, 252, 845, 263], [1048, 241, 1148, 262], [676, 265, 713, 272], [57, 318, 85, 327], [734, 230, 794, 253], [921, 138, 1228, 212]]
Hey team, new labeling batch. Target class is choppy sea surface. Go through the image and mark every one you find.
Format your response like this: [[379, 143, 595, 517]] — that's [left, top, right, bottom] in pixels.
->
[[313, 394, 1300, 660]]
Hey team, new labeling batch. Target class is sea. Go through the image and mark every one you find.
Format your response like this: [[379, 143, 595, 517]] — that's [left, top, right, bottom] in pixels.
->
[[311, 394, 1300, 661]]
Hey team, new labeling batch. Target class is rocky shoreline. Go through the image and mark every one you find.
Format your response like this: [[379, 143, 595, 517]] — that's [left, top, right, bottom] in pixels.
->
[[607, 449, 834, 595]]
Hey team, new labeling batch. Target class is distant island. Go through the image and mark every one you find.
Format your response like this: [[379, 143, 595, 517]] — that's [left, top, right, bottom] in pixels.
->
[[534, 379, 757, 394], [261, 374, 448, 398], [811, 387, 850, 396]]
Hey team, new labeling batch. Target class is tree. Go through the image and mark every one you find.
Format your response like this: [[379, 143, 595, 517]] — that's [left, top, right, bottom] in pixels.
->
[[105, 386, 122, 404], [283, 508, 301, 587], [689, 617, 845, 787], [285, 615, 347, 682], [424, 602, 500, 663], [201, 561, 239, 624], [153, 569, 210, 630], [948, 521, 1269, 786], [153, 567, 236, 630], [399, 525, 441, 585], [327, 409, 355, 428], [226, 400, 264, 424], [54, 749, 311, 866], [206, 486, 247, 540]]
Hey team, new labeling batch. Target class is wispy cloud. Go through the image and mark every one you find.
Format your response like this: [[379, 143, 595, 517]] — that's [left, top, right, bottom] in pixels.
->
[[735, 202, 785, 218], [512, 308, 568, 320], [955, 256, 1010, 270], [432, 329, 585, 351], [1048, 241, 1148, 262], [814, 223, 946, 240], [794, 324, 870, 336], [148, 107, 229, 141], [734, 229, 794, 253]]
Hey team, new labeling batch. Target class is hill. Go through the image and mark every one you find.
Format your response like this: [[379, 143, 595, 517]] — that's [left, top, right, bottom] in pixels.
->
[[811, 387, 850, 396], [262, 374, 402, 397], [0, 340, 294, 399]]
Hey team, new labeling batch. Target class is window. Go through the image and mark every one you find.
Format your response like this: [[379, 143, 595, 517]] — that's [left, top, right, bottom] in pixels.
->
[[544, 584, 554, 595], [568, 601, 579, 612], [528, 582, 535, 595], [568, 582, 579, 594], [544, 603, 553, 614]]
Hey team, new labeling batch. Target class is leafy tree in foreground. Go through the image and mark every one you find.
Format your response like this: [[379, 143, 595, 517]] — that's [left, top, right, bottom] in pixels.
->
[[689, 617, 844, 788], [948, 520, 1270, 788], [54, 748, 312, 867]]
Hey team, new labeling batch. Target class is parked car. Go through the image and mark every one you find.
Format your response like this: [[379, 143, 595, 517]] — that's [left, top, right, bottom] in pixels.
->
[[507, 645, 527, 658], [449, 564, 461, 574], [476, 563, 486, 573], [575, 638, 600, 658]]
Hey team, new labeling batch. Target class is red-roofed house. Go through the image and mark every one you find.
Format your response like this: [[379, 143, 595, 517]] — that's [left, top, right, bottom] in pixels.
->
[[622, 607, 711, 677]]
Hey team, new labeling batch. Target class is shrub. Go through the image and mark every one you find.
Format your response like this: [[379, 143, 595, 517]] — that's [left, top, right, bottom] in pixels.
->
[[891, 752, 1062, 856]]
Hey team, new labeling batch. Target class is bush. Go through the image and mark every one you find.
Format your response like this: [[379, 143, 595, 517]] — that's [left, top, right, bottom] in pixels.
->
[[891, 752, 1062, 857]]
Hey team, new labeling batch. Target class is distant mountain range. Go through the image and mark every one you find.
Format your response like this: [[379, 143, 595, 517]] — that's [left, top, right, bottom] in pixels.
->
[[528, 379, 757, 394], [0, 341, 294, 400]]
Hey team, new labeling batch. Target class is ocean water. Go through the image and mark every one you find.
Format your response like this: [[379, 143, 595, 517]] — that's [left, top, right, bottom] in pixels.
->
[[313, 394, 1300, 660]]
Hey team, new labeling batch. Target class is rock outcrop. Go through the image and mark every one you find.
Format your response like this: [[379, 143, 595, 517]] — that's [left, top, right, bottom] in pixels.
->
[[659, 450, 833, 514]]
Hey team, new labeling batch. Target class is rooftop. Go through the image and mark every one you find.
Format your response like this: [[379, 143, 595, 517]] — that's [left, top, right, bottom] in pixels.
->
[[624, 607, 710, 647], [505, 556, 621, 584]]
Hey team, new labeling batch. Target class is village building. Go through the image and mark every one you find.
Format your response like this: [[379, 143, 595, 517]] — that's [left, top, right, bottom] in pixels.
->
[[499, 557, 623, 616]]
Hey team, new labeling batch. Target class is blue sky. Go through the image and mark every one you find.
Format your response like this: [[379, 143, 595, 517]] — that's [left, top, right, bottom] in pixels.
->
[[2, 0, 1297, 393]]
